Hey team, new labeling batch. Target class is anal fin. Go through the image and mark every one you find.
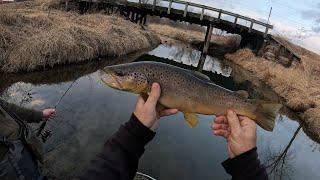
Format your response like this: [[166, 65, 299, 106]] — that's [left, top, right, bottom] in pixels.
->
[[183, 112, 199, 128]]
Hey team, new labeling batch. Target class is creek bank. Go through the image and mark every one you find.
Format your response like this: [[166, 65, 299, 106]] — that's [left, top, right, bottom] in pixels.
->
[[0, 0, 160, 73]]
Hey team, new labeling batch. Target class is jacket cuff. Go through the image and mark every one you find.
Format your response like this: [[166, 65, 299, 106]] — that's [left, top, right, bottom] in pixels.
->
[[127, 114, 156, 145], [108, 114, 156, 158], [222, 147, 260, 175], [32, 111, 44, 123]]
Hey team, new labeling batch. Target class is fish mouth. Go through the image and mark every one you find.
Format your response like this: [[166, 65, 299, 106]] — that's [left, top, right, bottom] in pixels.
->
[[100, 68, 123, 90]]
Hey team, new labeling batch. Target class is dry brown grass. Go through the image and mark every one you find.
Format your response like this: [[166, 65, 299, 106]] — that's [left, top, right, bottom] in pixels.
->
[[148, 23, 239, 48], [0, 0, 160, 72], [226, 49, 318, 110], [302, 108, 320, 143], [226, 48, 320, 142]]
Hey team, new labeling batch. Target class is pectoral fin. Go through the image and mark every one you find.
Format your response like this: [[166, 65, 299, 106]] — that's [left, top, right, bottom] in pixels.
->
[[183, 112, 199, 128]]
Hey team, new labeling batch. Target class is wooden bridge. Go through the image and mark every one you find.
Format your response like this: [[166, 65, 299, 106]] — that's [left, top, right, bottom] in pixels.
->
[[80, 0, 273, 42], [76, 0, 300, 69]]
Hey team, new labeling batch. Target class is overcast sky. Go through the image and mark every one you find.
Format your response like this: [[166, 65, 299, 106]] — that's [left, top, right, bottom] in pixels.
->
[[187, 0, 320, 54]]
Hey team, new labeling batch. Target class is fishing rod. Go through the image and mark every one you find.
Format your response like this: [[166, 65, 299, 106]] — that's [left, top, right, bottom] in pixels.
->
[[36, 79, 78, 141]]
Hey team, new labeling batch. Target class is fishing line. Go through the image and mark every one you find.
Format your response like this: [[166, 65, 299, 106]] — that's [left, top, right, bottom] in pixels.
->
[[36, 79, 78, 139]]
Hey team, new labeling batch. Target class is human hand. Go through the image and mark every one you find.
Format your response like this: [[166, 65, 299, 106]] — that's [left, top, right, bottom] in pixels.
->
[[134, 83, 178, 131], [212, 109, 257, 158], [42, 108, 56, 121]]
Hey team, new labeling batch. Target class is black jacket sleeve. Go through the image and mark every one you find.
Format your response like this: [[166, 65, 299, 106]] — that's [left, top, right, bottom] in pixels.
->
[[79, 114, 156, 180], [222, 147, 268, 180]]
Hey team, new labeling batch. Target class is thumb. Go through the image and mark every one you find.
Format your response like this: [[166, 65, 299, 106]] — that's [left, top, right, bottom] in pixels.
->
[[146, 83, 161, 107], [135, 95, 146, 107], [226, 109, 241, 132]]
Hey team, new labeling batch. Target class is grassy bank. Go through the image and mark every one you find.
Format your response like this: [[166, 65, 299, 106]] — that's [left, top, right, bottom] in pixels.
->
[[0, 0, 160, 73], [225, 48, 320, 142]]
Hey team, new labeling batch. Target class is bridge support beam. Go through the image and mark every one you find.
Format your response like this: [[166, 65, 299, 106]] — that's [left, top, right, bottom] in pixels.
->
[[143, 15, 147, 25], [139, 14, 144, 24], [197, 23, 213, 71], [203, 24, 213, 54], [135, 13, 139, 23], [129, 11, 134, 21], [197, 53, 207, 72]]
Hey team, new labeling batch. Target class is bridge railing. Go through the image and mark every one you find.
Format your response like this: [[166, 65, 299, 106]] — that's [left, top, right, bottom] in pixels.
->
[[135, 0, 273, 36]]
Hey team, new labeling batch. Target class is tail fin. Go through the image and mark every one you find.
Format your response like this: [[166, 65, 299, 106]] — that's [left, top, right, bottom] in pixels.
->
[[250, 100, 283, 131]]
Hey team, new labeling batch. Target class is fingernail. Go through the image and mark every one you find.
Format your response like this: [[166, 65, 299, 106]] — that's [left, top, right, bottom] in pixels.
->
[[152, 83, 158, 89]]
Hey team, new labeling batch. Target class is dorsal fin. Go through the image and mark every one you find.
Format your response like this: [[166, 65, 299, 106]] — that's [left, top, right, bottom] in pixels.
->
[[236, 90, 249, 99], [193, 71, 210, 80], [188, 70, 211, 82]]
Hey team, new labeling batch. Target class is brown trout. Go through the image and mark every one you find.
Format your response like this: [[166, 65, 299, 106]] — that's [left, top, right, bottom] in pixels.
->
[[100, 61, 282, 131]]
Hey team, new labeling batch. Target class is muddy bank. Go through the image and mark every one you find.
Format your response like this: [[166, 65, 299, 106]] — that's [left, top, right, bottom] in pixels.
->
[[148, 24, 240, 56], [226, 48, 320, 142], [0, 0, 160, 73]]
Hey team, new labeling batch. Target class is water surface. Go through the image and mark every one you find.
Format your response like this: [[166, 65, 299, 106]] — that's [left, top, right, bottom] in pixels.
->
[[0, 44, 319, 179]]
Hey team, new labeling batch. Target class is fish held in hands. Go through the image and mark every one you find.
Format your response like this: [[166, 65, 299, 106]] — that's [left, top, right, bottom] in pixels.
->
[[100, 61, 282, 131]]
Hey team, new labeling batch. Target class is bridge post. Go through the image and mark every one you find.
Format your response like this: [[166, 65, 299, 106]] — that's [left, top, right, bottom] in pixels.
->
[[217, 9, 222, 21], [197, 53, 207, 72], [135, 13, 139, 23], [167, 0, 172, 14], [143, 15, 147, 25], [184, 3, 189, 17], [200, 8, 204, 20], [130, 11, 134, 22], [249, 21, 253, 33], [233, 17, 238, 27], [152, 0, 157, 11], [139, 14, 144, 24], [197, 23, 213, 71], [65, 1, 69, 11], [264, 27, 269, 38], [203, 24, 213, 55]]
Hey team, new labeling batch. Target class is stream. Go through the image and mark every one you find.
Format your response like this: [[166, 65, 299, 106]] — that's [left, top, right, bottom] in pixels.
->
[[0, 43, 319, 179]]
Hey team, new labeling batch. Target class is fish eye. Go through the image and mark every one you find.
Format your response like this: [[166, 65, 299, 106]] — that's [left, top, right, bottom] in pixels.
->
[[115, 71, 125, 76]]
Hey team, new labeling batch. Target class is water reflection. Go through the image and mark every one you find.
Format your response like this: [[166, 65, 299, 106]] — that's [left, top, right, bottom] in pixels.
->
[[148, 44, 200, 67], [0, 44, 319, 179], [264, 143, 295, 180], [148, 44, 232, 76]]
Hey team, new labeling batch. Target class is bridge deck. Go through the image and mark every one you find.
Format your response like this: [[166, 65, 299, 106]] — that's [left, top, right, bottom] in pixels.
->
[[92, 0, 273, 37]]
